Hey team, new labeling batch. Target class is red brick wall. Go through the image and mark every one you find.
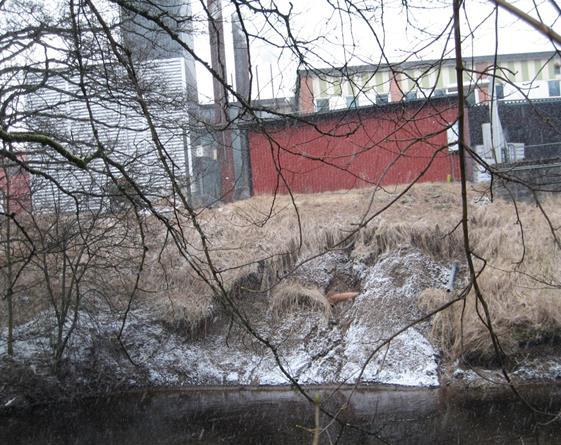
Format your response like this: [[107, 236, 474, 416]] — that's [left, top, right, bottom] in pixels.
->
[[297, 73, 316, 114], [475, 62, 491, 103], [389, 71, 404, 102], [249, 101, 463, 194]]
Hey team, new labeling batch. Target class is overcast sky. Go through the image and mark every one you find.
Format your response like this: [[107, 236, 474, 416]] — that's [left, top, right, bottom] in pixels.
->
[[191, 0, 559, 102], [30, 0, 560, 102]]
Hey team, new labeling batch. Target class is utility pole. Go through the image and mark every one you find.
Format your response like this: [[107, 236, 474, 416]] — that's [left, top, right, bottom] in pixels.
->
[[207, 0, 234, 202]]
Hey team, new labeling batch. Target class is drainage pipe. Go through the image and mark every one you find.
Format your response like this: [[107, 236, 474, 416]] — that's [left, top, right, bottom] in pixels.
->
[[446, 262, 459, 292]]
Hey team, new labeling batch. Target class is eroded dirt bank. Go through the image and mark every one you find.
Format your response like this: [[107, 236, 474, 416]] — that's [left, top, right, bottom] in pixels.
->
[[2, 246, 560, 411]]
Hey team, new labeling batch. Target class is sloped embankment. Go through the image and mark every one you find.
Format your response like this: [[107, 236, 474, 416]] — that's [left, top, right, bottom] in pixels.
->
[[0, 246, 448, 401], [2, 183, 561, 408]]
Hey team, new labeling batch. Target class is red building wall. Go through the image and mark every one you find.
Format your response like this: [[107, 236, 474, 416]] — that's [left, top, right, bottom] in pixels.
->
[[248, 100, 464, 195], [0, 157, 32, 215]]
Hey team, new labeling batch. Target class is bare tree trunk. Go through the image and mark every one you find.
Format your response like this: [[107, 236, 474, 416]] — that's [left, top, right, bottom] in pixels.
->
[[2, 152, 14, 356], [6, 227, 13, 356]]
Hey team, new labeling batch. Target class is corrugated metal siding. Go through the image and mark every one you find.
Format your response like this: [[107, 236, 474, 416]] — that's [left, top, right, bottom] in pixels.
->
[[249, 102, 461, 194], [26, 58, 190, 211]]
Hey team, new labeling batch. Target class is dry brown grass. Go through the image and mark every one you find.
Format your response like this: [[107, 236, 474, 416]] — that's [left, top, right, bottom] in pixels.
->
[[147, 182, 561, 360], [0, 210, 148, 328], [93, 183, 560, 360], [270, 280, 331, 318], [418, 194, 561, 361], [3, 182, 561, 362], [134, 183, 467, 332], [139, 240, 216, 333]]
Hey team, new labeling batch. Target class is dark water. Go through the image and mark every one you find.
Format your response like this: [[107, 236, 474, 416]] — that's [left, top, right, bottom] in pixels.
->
[[1, 385, 561, 444]]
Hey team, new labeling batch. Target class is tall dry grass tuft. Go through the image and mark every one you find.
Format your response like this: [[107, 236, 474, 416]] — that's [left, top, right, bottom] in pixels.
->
[[419, 284, 561, 361], [418, 194, 561, 361], [351, 222, 464, 264], [270, 281, 331, 318]]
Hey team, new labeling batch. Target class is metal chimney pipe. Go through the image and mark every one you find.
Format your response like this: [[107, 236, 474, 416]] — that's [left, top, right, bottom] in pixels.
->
[[207, 0, 234, 202], [231, 12, 250, 102], [231, 11, 252, 198]]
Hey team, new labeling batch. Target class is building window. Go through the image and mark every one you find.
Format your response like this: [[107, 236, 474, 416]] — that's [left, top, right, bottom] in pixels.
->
[[433, 89, 446, 97], [333, 78, 343, 96], [447, 121, 459, 152], [555, 64, 561, 76], [376, 94, 388, 104], [495, 84, 504, 99], [315, 98, 330, 112], [404, 91, 417, 101], [548, 80, 560, 97], [444, 86, 477, 105], [465, 89, 477, 106], [346, 96, 357, 108]]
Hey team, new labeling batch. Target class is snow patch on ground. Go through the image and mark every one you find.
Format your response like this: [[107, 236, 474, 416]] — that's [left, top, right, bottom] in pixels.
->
[[339, 324, 439, 387], [513, 359, 561, 381], [449, 356, 561, 387], [0, 248, 450, 396], [297, 251, 352, 288]]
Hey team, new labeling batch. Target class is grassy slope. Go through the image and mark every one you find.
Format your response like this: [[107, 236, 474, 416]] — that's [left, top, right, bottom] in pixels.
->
[[4, 182, 561, 364], [145, 182, 561, 362]]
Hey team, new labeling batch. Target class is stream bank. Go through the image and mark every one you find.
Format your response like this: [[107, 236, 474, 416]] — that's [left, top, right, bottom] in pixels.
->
[[2, 247, 561, 412]]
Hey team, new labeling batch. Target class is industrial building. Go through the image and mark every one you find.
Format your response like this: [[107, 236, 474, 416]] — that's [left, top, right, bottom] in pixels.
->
[[296, 51, 561, 113], [248, 97, 462, 195]]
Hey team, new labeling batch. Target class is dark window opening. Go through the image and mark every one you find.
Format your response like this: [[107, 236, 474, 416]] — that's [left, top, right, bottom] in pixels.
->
[[346, 96, 357, 108], [404, 91, 417, 101], [433, 89, 446, 97], [315, 98, 330, 112], [549, 80, 560, 97], [376, 94, 388, 104], [465, 90, 477, 106], [495, 84, 504, 99], [446, 86, 477, 105]]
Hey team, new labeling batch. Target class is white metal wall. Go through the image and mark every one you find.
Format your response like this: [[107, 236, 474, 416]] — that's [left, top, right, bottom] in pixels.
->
[[27, 57, 193, 211]]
